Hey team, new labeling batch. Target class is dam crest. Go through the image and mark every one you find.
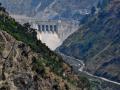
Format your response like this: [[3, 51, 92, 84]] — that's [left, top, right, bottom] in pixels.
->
[[11, 15, 79, 50]]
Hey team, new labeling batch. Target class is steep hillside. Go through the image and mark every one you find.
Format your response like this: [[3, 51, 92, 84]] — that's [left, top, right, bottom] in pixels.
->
[[58, 0, 120, 83], [0, 5, 91, 90], [0, 31, 72, 90], [0, 0, 99, 20]]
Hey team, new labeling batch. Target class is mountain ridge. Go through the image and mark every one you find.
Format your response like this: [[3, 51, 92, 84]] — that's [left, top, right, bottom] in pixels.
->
[[0, 0, 99, 20], [0, 5, 92, 90], [58, 0, 120, 83]]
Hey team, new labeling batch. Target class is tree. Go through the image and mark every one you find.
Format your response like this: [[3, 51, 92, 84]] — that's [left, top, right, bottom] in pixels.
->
[[91, 6, 96, 15], [0, 3, 2, 6], [97, 1, 102, 9], [0, 3, 6, 13], [23, 23, 31, 29]]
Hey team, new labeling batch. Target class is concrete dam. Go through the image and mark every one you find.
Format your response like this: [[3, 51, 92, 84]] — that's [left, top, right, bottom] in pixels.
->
[[11, 15, 79, 50]]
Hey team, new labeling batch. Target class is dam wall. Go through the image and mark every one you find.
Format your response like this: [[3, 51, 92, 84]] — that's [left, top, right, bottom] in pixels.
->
[[11, 14, 79, 50]]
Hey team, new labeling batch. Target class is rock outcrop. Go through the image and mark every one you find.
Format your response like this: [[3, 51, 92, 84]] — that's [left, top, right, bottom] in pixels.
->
[[0, 31, 78, 90]]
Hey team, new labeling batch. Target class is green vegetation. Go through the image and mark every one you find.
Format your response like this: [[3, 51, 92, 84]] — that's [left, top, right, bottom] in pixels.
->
[[0, 5, 64, 77], [0, 4, 93, 90]]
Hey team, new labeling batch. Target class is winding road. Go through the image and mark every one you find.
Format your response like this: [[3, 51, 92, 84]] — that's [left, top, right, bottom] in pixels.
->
[[59, 52, 120, 86]]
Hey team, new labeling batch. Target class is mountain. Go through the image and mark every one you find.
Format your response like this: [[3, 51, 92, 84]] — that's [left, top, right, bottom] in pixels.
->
[[0, 30, 73, 90], [0, 0, 99, 20], [58, 0, 120, 83], [0, 5, 92, 90], [0, 0, 100, 51], [0, 1, 120, 90]]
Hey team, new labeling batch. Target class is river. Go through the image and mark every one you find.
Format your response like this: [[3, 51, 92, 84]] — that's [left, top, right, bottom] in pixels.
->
[[59, 52, 120, 86]]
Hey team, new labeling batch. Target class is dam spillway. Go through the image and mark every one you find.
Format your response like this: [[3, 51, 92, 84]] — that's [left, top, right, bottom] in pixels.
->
[[31, 20, 79, 50], [10, 15, 79, 50]]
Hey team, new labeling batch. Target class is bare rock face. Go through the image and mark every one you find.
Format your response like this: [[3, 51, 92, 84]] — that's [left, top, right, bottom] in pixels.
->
[[0, 31, 76, 90]]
